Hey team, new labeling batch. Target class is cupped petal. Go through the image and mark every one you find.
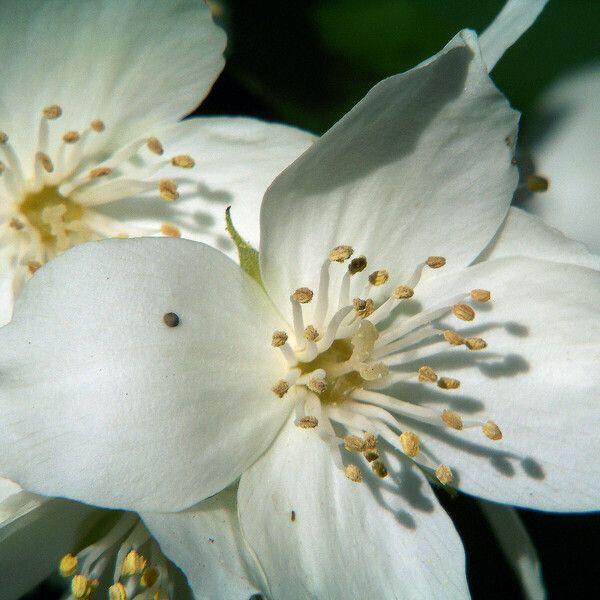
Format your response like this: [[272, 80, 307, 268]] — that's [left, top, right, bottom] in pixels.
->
[[393, 256, 600, 511], [0, 0, 226, 165], [100, 116, 317, 257], [522, 62, 600, 253], [477, 207, 600, 270], [479, 0, 549, 71], [0, 238, 292, 512], [238, 415, 469, 600], [142, 485, 262, 600], [260, 29, 518, 322]]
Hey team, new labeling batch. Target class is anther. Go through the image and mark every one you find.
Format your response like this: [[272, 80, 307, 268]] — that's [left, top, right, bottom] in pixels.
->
[[272, 380, 289, 398], [89, 166, 112, 178], [160, 223, 181, 238], [368, 270, 389, 286], [348, 256, 367, 274], [307, 379, 327, 394], [435, 464, 453, 485], [171, 154, 195, 168], [42, 104, 62, 119], [363, 449, 379, 463], [443, 330, 465, 346], [393, 285, 414, 299], [344, 463, 363, 483], [27, 260, 42, 274], [141, 566, 159, 588], [353, 298, 374, 318], [465, 337, 487, 351], [470, 289, 491, 302], [292, 287, 313, 304], [90, 119, 105, 132], [371, 460, 388, 478], [399, 431, 420, 457], [163, 312, 180, 327], [147, 136, 164, 155], [121, 550, 147, 576], [296, 416, 319, 428], [526, 174, 549, 192], [329, 245, 354, 262], [62, 130, 80, 144], [0, 131, 7, 144], [59, 553, 78, 577], [344, 435, 366, 453], [159, 179, 179, 201], [438, 377, 460, 390], [483, 420, 502, 441], [426, 256, 446, 269], [452, 303, 475, 321], [441, 409, 463, 430], [271, 331, 288, 347], [304, 325, 319, 341], [72, 575, 97, 599], [9, 218, 24, 230], [36, 152, 54, 172], [108, 582, 127, 600], [363, 432, 376, 449], [418, 365, 438, 383]]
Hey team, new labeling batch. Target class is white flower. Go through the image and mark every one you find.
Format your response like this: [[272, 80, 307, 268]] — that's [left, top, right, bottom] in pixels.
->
[[2, 1, 599, 598], [522, 62, 600, 253]]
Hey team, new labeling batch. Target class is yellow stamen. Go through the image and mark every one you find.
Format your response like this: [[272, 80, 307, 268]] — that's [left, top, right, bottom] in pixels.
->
[[271, 330, 288, 347], [292, 287, 313, 304], [303, 325, 319, 341], [344, 463, 363, 483], [27, 260, 42, 274], [36, 152, 54, 173], [141, 566, 159, 588], [121, 550, 147, 577], [393, 285, 414, 299], [426, 256, 446, 269], [147, 136, 164, 156], [344, 435, 366, 453], [109, 582, 128, 600], [307, 379, 327, 394], [62, 130, 80, 144], [353, 298, 374, 318], [526, 174, 549, 192], [470, 289, 491, 302], [296, 416, 319, 428], [441, 409, 463, 430], [0, 131, 7, 144], [171, 154, 195, 168], [483, 420, 502, 441], [90, 119, 105, 132], [159, 179, 179, 201], [368, 270, 389, 286], [89, 166, 112, 178], [443, 330, 465, 346], [435, 464, 453, 485], [363, 449, 379, 462], [363, 432, 376, 449], [9, 217, 24, 230], [160, 223, 181, 238], [465, 337, 487, 351], [438, 377, 460, 390], [348, 256, 367, 274], [452, 303, 475, 321], [329, 245, 354, 262], [272, 380, 289, 398], [399, 431, 420, 457], [418, 365, 438, 383], [371, 460, 388, 478], [59, 553, 78, 577], [43, 104, 62, 119]]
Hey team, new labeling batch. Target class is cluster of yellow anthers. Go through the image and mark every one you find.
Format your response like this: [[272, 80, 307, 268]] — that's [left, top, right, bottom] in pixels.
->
[[270, 244, 502, 487]]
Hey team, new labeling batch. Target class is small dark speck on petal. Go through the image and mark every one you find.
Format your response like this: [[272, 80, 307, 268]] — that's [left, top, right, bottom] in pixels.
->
[[163, 312, 180, 327], [208, 538, 214, 543], [291, 510, 296, 522]]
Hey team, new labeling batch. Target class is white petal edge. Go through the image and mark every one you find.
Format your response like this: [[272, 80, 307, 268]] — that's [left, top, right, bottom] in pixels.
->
[[479, 0, 549, 70], [0, 238, 293, 511], [142, 485, 262, 600], [260, 29, 519, 324], [238, 415, 469, 600]]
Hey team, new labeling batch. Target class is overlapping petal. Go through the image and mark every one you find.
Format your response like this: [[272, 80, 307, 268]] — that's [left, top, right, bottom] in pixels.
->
[[260, 30, 519, 323], [0, 238, 291, 512], [238, 415, 469, 599]]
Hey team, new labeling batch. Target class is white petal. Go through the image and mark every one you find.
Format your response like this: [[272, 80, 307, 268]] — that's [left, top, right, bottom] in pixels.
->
[[479, 207, 600, 270], [479, 501, 546, 600], [479, 0, 549, 70], [0, 274, 14, 327], [400, 256, 600, 511], [0, 494, 97, 600], [142, 485, 262, 600], [0, 238, 292, 511], [0, 0, 226, 165], [0, 478, 20, 504], [238, 416, 469, 600], [99, 117, 317, 258], [523, 62, 600, 253], [260, 30, 518, 321]]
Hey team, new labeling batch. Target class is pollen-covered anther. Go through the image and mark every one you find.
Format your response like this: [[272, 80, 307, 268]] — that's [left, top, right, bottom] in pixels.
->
[[89, 166, 112, 178], [27, 260, 42, 274], [272, 380, 289, 398], [371, 460, 388, 478], [453, 303, 475, 321], [353, 298, 374, 318], [59, 553, 78, 577], [296, 415, 319, 428], [348, 255, 367, 274], [147, 136, 164, 155], [426, 256, 446, 269], [9, 217, 24, 230], [90, 119, 105, 132], [441, 409, 463, 430], [344, 463, 363, 483], [108, 582, 127, 600], [71, 575, 98, 599], [443, 330, 465, 346], [36, 152, 54, 172], [160, 223, 181, 238], [363, 432, 377, 449], [159, 179, 179, 201], [368, 269, 389, 286], [304, 325, 319, 341], [363, 449, 379, 463], [418, 365, 438, 383], [393, 285, 414, 299], [121, 550, 147, 577], [271, 330, 288, 347], [171, 154, 195, 168], [471, 289, 491, 302], [435, 464, 453, 485], [399, 431, 420, 457], [62, 130, 80, 144], [292, 287, 314, 303], [483, 420, 503, 441], [140, 566, 159, 588], [438, 377, 460, 390], [329, 245, 354, 262], [465, 337, 487, 351], [344, 435, 366, 453], [307, 378, 327, 394], [526, 174, 549, 192], [43, 104, 62, 119]]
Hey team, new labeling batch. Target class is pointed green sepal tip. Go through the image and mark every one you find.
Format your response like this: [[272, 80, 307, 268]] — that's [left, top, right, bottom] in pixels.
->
[[225, 207, 263, 287]]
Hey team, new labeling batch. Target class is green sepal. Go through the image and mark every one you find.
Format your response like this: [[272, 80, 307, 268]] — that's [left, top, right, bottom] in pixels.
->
[[225, 207, 263, 287]]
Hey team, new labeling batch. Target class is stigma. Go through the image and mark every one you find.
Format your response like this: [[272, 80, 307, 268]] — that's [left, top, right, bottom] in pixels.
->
[[270, 245, 501, 487], [0, 103, 194, 295]]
